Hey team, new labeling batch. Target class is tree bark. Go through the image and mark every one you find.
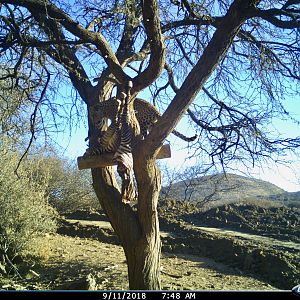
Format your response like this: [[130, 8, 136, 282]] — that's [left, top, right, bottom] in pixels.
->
[[91, 147, 162, 290], [130, 150, 162, 289]]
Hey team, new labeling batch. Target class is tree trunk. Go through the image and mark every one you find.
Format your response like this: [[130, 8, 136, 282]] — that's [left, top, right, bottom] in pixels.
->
[[89, 0, 261, 289], [91, 149, 162, 290], [125, 234, 161, 290], [127, 152, 162, 290]]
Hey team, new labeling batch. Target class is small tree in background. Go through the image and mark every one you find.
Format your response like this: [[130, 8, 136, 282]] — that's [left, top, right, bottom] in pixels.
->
[[27, 153, 101, 214], [0, 67, 58, 275]]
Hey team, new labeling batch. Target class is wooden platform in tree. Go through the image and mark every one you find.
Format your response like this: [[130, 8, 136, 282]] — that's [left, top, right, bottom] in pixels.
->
[[77, 144, 171, 170]]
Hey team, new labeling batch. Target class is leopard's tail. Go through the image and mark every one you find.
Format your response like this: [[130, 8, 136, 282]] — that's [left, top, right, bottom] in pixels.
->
[[172, 129, 197, 142]]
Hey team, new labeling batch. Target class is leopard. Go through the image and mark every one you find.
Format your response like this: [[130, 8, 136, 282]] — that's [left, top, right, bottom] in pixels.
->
[[90, 97, 197, 143]]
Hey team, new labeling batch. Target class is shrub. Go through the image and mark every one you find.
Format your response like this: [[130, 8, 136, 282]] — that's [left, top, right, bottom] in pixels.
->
[[0, 144, 57, 275], [26, 153, 101, 214]]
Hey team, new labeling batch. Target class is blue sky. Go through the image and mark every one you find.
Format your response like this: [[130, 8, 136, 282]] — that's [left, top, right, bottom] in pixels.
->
[[47, 3, 300, 193], [54, 94, 300, 193], [49, 58, 300, 193], [56, 127, 300, 192]]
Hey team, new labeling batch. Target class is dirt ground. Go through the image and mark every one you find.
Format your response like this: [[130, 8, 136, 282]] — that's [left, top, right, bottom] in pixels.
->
[[159, 202, 299, 289], [0, 218, 279, 291], [0, 231, 277, 291], [1, 202, 298, 291]]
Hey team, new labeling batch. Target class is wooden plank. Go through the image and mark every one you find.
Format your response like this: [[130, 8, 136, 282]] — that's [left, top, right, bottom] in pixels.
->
[[156, 143, 171, 159], [77, 144, 171, 170]]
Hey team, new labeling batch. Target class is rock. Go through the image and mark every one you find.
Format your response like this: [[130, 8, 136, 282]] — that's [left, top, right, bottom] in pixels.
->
[[25, 269, 40, 280]]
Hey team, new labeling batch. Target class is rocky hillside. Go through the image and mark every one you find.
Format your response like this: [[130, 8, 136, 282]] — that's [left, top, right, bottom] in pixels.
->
[[287, 191, 300, 203], [161, 173, 298, 206]]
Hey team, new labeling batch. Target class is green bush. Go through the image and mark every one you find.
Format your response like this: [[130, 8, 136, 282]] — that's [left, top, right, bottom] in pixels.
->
[[0, 144, 57, 275], [26, 153, 101, 214]]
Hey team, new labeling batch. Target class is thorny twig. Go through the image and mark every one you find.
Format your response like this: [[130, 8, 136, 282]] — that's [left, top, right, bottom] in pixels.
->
[[14, 66, 51, 177]]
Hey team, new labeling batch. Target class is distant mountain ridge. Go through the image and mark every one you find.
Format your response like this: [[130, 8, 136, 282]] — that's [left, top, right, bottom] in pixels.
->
[[161, 173, 299, 205], [289, 191, 300, 200]]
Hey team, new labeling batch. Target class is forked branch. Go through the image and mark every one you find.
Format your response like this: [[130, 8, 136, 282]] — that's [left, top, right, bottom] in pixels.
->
[[132, 0, 166, 94], [143, 0, 261, 156]]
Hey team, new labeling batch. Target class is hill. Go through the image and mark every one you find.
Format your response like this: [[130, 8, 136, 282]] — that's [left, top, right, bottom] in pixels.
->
[[161, 173, 297, 206], [287, 191, 300, 202]]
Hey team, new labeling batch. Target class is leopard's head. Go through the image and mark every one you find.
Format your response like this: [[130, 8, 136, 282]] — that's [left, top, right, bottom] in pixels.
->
[[90, 104, 102, 129]]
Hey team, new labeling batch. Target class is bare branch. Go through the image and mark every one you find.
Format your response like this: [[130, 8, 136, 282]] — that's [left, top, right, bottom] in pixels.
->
[[251, 6, 300, 29], [132, 0, 166, 94], [143, 0, 261, 156], [1, 0, 129, 83], [15, 65, 50, 176], [239, 29, 300, 80]]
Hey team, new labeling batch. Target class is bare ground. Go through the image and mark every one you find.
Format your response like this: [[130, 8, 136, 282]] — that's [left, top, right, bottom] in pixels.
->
[[1, 202, 299, 291], [0, 220, 278, 290]]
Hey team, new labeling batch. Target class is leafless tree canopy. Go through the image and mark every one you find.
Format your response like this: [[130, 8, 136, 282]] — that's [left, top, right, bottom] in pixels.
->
[[1, 0, 299, 165], [1, 0, 299, 290]]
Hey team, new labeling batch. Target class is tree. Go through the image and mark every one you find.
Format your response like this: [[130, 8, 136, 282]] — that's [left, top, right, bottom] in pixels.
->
[[1, 0, 299, 289], [0, 65, 37, 144]]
